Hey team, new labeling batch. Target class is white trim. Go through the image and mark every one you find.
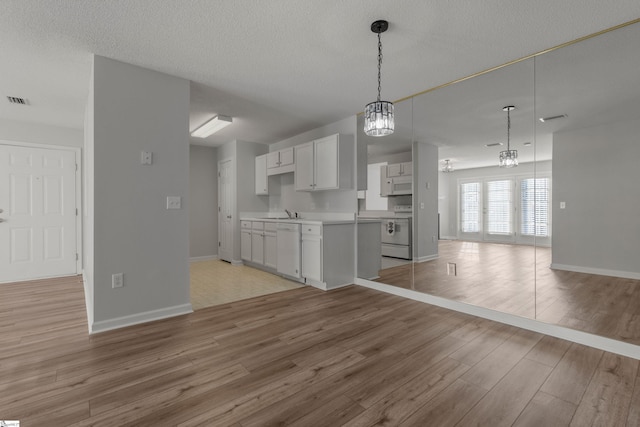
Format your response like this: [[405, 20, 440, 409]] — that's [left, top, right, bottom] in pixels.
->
[[413, 254, 439, 263], [440, 236, 458, 241], [354, 278, 640, 360], [189, 255, 219, 262], [0, 272, 77, 285], [0, 140, 83, 276], [231, 259, 244, 266], [551, 263, 640, 281], [90, 303, 193, 334], [326, 281, 353, 291], [307, 278, 352, 291], [82, 272, 93, 330]]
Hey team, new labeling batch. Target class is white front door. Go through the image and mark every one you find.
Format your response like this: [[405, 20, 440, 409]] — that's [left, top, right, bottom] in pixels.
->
[[0, 143, 78, 283], [218, 159, 234, 262]]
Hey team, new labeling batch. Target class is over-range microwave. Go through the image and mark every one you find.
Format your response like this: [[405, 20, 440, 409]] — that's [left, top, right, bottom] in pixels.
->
[[382, 176, 412, 196]]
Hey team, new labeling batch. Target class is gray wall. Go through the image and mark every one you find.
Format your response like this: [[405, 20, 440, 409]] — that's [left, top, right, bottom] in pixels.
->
[[268, 116, 358, 214], [0, 118, 83, 147], [552, 117, 640, 275], [413, 142, 439, 260], [189, 145, 218, 259], [86, 55, 191, 330]]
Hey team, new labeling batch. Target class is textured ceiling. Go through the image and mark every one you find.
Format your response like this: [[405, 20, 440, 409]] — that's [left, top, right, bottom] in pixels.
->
[[1, 1, 640, 146]]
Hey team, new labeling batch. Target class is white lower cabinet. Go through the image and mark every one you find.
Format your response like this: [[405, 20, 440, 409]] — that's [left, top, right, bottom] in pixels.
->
[[251, 232, 264, 264], [241, 220, 278, 271], [301, 232, 322, 283], [241, 220, 252, 261], [241, 229, 252, 261], [264, 223, 277, 269], [241, 219, 355, 290], [301, 222, 354, 290]]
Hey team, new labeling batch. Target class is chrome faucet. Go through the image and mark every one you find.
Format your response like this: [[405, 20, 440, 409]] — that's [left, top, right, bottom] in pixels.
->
[[285, 209, 293, 219]]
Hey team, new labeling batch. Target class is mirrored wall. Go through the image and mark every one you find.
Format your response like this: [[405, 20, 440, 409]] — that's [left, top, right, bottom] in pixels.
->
[[356, 19, 640, 346]]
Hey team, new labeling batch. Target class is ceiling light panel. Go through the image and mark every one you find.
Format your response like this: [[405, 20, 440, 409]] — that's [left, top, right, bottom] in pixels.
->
[[191, 115, 233, 138]]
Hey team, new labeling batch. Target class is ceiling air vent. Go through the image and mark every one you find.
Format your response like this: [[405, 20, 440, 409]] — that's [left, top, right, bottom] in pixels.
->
[[7, 96, 29, 105]]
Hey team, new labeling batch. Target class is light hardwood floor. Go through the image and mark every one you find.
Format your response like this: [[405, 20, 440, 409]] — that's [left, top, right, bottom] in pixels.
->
[[2, 275, 640, 426], [377, 240, 640, 345]]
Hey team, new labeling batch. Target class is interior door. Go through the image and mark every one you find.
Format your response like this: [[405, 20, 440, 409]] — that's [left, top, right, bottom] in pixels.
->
[[218, 159, 234, 262], [0, 143, 78, 283]]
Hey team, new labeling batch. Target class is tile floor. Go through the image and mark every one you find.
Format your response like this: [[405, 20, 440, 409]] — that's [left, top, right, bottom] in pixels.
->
[[190, 259, 304, 310]]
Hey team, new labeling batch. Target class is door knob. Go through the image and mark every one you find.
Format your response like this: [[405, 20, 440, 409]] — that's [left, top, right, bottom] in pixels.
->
[[227, 215, 232, 219], [0, 218, 6, 223]]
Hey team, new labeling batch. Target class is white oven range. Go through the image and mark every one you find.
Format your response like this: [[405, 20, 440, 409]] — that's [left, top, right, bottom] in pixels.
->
[[381, 217, 412, 260]]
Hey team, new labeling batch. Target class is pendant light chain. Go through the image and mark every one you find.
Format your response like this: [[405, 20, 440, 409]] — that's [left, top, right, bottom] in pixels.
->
[[377, 31, 383, 102]]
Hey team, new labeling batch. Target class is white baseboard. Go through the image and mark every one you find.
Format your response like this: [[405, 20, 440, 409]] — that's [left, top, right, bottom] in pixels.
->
[[551, 263, 640, 281], [90, 303, 193, 334], [326, 281, 354, 291], [189, 255, 219, 262], [414, 254, 439, 263], [231, 259, 244, 266], [354, 278, 640, 360], [440, 236, 458, 241]]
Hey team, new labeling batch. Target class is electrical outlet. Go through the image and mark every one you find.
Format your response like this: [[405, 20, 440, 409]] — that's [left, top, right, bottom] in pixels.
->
[[140, 151, 153, 165], [112, 273, 124, 288], [166, 196, 181, 209]]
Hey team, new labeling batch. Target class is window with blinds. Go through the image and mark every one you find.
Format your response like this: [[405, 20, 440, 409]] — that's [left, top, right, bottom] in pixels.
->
[[460, 182, 480, 233], [486, 180, 513, 234], [521, 178, 550, 236]]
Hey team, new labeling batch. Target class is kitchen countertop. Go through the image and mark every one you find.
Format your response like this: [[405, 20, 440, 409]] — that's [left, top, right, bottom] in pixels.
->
[[240, 217, 355, 225]]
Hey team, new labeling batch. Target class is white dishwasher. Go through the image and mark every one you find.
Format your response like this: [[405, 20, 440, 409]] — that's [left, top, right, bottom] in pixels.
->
[[276, 222, 301, 279]]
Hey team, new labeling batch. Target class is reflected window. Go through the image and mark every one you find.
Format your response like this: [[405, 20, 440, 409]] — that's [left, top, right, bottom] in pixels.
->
[[366, 162, 388, 211], [460, 182, 480, 233], [521, 177, 550, 237], [486, 179, 513, 235]]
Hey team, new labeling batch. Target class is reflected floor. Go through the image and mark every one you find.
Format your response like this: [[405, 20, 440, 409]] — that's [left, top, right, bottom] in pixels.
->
[[381, 256, 412, 270], [376, 240, 640, 345]]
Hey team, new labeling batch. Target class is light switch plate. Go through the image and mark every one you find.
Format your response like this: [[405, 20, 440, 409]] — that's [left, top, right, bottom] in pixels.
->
[[166, 196, 181, 209]]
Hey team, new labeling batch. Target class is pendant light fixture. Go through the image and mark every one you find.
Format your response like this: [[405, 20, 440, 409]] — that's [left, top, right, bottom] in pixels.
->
[[498, 106, 518, 168], [441, 159, 454, 172], [364, 20, 394, 137]]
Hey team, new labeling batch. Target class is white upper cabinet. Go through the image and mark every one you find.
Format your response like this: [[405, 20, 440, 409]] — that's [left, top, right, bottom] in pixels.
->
[[294, 142, 315, 191], [267, 151, 280, 169], [255, 154, 268, 195], [386, 161, 412, 177], [267, 147, 295, 175], [294, 134, 353, 192]]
